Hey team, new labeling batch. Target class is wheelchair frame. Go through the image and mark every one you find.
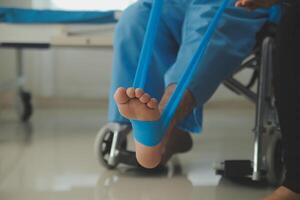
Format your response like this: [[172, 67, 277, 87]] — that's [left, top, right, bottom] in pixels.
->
[[216, 24, 285, 186], [94, 23, 285, 186]]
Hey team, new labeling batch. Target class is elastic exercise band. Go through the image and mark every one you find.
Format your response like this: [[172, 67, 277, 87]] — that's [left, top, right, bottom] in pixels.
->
[[133, 0, 163, 89], [131, 0, 230, 146]]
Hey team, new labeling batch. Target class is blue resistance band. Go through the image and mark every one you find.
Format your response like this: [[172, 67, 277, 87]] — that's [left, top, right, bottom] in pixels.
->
[[131, 0, 230, 146]]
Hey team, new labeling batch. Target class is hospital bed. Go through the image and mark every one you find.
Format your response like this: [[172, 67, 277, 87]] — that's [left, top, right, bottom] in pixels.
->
[[94, 7, 284, 186], [0, 7, 119, 121]]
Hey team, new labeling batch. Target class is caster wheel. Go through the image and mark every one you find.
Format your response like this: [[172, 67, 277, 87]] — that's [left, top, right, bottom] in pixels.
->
[[95, 126, 128, 169], [266, 131, 286, 186], [16, 91, 33, 122]]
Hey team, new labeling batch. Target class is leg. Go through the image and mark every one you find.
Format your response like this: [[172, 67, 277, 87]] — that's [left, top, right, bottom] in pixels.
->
[[109, 0, 182, 124], [155, 2, 270, 164], [158, 84, 195, 164], [109, 1, 189, 168], [151, 2, 270, 166], [114, 1, 269, 168], [165, 1, 270, 107], [108, 1, 163, 125], [266, 2, 300, 199], [143, 4, 270, 168]]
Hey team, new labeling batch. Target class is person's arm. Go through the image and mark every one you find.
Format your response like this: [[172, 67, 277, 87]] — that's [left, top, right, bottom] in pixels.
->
[[235, 0, 279, 10]]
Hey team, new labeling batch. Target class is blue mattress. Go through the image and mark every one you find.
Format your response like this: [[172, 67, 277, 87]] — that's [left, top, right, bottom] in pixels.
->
[[0, 7, 117, 24]]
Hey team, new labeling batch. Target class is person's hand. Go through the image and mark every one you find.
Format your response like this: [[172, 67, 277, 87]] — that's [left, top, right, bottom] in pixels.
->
[[235, 0, 278, 10]]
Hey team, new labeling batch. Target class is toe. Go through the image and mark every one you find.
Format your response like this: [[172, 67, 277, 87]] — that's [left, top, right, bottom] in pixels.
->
[[135, 88, 144, 98], [114, 87, 129, 104], [126, 87, 136, 98], [140, 93, 151, 103], [147, 98, 158, 109]]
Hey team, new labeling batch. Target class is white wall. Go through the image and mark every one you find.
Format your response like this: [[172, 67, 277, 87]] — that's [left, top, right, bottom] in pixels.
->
[[0, 49, 16, 87], [0, 46, 113, 99]]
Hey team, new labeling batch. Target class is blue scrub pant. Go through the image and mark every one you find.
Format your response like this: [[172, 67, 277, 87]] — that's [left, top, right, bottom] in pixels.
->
[[108, 0, 270, 133]]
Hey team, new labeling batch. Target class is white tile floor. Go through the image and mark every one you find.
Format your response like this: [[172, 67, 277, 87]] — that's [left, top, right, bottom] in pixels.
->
[[0, 101, 275, 200]]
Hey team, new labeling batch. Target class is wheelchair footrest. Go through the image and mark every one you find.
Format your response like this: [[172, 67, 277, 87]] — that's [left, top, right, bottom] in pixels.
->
[[215, 160, 253, 178]]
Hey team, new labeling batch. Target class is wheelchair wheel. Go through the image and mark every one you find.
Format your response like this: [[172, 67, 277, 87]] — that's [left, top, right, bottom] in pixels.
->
[[16, 90, 33, 122], [95, 127, 127, 169], [266, 131, 286, 186]]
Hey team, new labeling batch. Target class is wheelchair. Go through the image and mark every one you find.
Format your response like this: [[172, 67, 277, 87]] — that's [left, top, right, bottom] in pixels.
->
[[94, 22, 285, 186]]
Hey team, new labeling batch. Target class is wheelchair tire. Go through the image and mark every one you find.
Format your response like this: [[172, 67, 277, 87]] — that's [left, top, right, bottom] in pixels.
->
[[16, 91, 33, 122], [95, 128, 127, 169], [265, 131, 286, 186]]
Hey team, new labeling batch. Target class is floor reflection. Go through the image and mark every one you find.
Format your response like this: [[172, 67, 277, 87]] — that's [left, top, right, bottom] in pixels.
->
[[95, 158, 274, 200], [96, 158, 193, 200], [0, 121, 34, 185], [214, 177, 273, 200], [0, 121, 33, 144]]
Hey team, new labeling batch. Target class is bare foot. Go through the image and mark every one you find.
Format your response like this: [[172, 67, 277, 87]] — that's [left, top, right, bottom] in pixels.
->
[[114, 85, 194, 169], [114, 87, 160, 121], [263, 186, 300, 200], [114, 87, 162, 168]]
